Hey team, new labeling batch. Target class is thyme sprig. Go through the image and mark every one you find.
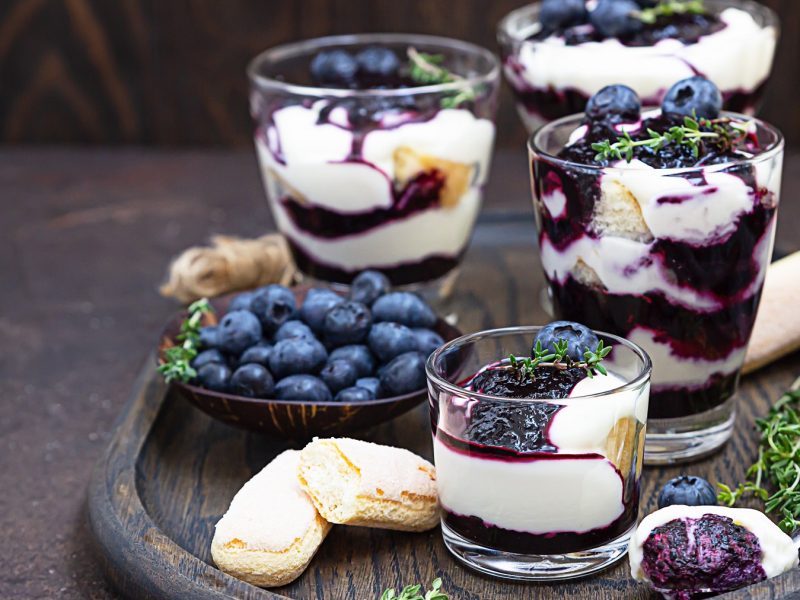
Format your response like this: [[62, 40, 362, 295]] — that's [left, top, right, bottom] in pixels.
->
[[591, 115, 753, 163], [717, 376, 800, 534], [380, 578, 448, 600], [407, 47, 475, 109], [637, 0, 705, 24], [157, 298, 214, 384], [508, 339, 612, 380]]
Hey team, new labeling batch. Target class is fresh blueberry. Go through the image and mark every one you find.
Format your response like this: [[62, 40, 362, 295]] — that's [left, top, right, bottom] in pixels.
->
[[533, 321, 600, 362], [228, 291, 255, 313], [250, 285, 297, 335], [372, 292, 437, 328], [590, 0, 643, 37], [350, 270, 391, 305], [412, 328, 445, 357], [335, 386, 374, 403], [274, 320, 315, 342], [540, 0, 588, 30], [328, 345, 375, 378], [217, 310, 262, 355], [323, 301, 372, 346], [300, 288, 345, 333], [356, 377, 382, 399], [586, 84, 641, 123], [191, 349, 226, 370], [319, 359, 359, 394], [658, 475, 718, 509], [355, 47, 400, 80], [662, 76, 723, 119], [310, 49, 358, 87], [230, 363, 275, 398], [198, 326, 219, 350], [238, 342, 273, 367], [368, 322, 419, 363], [274, 374, 333, 403], [196, 363, 231, 393], [268, 337, 328, 378], [379, 351, 427, 396]]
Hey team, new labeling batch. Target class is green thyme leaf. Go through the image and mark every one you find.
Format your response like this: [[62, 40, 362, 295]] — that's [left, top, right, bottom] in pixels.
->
[[638, 0, 705, 24], [158, 298, 214, 384], [407, 47, 475, 109]]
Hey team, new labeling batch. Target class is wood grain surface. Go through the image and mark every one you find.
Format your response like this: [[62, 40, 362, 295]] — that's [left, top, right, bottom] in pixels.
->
[[0, 0, 798, 148], [89, 218, 800, 600]]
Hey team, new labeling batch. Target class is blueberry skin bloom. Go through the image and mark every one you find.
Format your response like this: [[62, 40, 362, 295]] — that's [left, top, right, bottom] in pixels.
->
[[379, 351, 427, 396], [191, 349, 226, 370], [230, 364, 275, 399], [658, 476, 718, 509], [238, 343, 273, 367], [586, 84, 641, 123], [662, 76, 723, 120], [310, 49, 358, 87], [349, 270, 391, 306], [250, 285, 297, 335], [355, 47, 400, 80], [335, 386, 374, 403], [533, 321, 599, 362], [274, 320, 315, 342], [372, 292, 437, 328], [196, 363, 231, 393], [328, 345, 376, 378], [540, 0, 588, 30], [275, 375, 333, 403], [590, 0, 643, 37], [368, 322, 419, 363], [268, 337, 328, 379], [323, 301, 373, 346], [300, 288, 345, 333], [217, 310, 263, 355], [319, 359, 359, 394]]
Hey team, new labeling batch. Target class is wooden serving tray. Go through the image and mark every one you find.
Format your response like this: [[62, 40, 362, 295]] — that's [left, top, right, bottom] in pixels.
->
[[87, 221, 800, 599]]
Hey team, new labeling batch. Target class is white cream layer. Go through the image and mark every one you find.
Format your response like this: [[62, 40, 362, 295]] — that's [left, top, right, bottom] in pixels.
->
[[629, 505, 798, 583], [508, 7, 775, 105]]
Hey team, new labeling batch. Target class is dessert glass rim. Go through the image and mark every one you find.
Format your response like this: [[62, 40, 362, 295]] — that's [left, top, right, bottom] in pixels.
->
[[497, 0, 779, 45], [426, 325, 652, 405], [528, 110, 784, 174], [247, 32, 500, 98]]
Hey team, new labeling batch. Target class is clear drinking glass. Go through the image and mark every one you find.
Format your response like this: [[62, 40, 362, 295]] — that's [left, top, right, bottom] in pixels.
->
[[497, 0, 779, 133], [247, 34, 500, 299], [528, 113, 783, 464], [426, 326, 651, 581]]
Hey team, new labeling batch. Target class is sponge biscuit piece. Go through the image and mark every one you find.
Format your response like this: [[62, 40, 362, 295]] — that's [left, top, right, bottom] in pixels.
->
[[298, 438, 439, 532], [593, 178, 654, 243], [211, 450, 331, 588]]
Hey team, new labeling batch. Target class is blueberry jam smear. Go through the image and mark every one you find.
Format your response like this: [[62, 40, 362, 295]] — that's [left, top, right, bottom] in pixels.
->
[[470, 364, 586, 400], [461, 400, 560, 453], [641, 514, 766, 598]]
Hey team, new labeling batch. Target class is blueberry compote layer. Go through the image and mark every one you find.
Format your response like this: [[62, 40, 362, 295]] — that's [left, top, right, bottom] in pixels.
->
[[533, 112, 778, 419], [641, 514, 766, 598]]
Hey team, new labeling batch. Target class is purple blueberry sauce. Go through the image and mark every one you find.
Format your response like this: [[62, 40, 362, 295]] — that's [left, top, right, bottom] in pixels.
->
[[641, 514, 766, 598]]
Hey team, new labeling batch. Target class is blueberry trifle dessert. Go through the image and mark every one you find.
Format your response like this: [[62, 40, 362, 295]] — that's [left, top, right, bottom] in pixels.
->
[[248, 35, 499, 293], [498, 0, 778, 132], [529, 77, 783, 461], [427, 321, 651, 579]]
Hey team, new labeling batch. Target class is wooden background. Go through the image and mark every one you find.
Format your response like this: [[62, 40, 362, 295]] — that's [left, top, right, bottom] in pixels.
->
[[0, 0, 798, 148]]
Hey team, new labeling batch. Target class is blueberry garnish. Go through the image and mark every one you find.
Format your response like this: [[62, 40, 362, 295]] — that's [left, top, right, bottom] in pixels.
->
[[355, 46, 401, 82], [350, 270, 391, 306], [319, 359, 359, 394], [250, 285, 297, 335], [274, 375, 333, 403], [300, 288, 345, 333], [328, 345, 375, 378], [356, 377, 382, 399], [586, 84, 641, 123], [379, 351, 427, 396], [323, 301, 372, 346], [590, 0, 643, 37], [662, 76, 723, 120], [268, 337, 328, 378], [372, 292, 437, 328], [368, 322, 419, 363], [274, 319, 315, 342], [533, 321, 600, 363], [658, 475, 718, 509], [238, 342, 273, 367], [310, 49, 358, 87], [191, 349, 226, 370], [412, 328, 445, 358], [196, 363, 231, 393], [217, 310, 263, 355], [540, 0, 588, 30], [230, 363, 275, 399]]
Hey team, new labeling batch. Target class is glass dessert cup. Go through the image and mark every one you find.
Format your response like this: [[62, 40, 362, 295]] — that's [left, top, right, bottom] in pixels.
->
[[426, 326, 651, 581], [247, 34, 500, 300], [529, 112, 784, 464], [497, 0, 778, 133]]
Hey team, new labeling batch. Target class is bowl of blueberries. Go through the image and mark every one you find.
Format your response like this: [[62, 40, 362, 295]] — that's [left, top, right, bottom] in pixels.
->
[[158, 271, 462, 439]]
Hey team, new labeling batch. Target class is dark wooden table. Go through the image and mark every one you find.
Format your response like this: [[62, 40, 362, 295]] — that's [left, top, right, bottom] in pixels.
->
[[1, 147, 799, 599]]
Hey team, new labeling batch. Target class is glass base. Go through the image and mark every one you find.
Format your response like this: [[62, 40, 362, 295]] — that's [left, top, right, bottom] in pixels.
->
[[441, 522, 633, 582], [644, 394, 736, 465]]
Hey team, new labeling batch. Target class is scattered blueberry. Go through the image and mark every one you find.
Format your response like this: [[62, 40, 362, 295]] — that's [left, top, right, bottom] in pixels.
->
[[533, 321, 600, 362], [275, 375, 333, 403], [323, 301, 372, 346], [658, 475, 718, 509], [274, 320, 315, 342], [191, 349, 226, 370], [540, 0, 588, 30], [586, 84, 641, 123], [310, 49, 358, 87], [350, 270, 391, 305], [356, 377, 382, 398], [412, 328, 444, 357], [230, 364, 275, 398], [198, 326, 219, 350], [319, 359, 359, 394], [372, 292, 437, 328], [217, 310, 262, 355], [590, 0, 643, 37], [379, 351, 427, 396], [368, 322, 419, 363], [355, 46, 400, 81], [335, 386, 374, 403], [329, 345, 376, 378], [250, 285, 297, 335], [238, 343, 273, 367], [196, 363, 231, 393], [300, 288, 345, 333], [228, 291, 255, 313], [662, 76, 723, 119], [268, 337, 328, 379]]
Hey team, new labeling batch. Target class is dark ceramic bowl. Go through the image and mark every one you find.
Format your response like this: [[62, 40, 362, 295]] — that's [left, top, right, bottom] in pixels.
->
[[158, 289, 462, 440]]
